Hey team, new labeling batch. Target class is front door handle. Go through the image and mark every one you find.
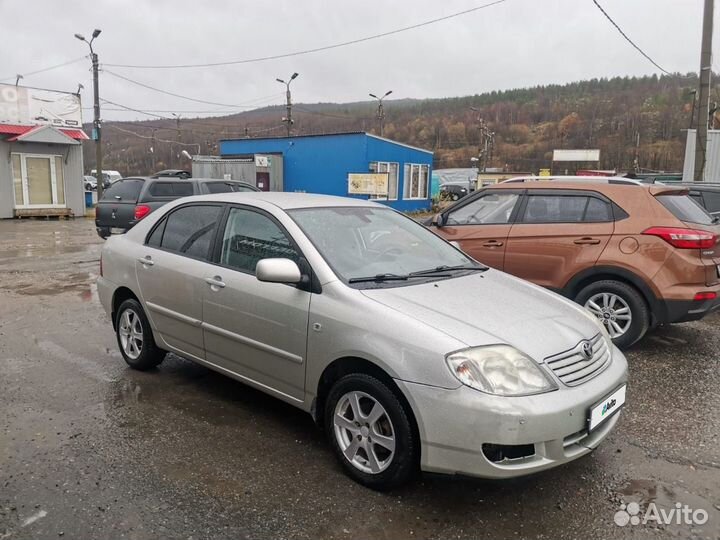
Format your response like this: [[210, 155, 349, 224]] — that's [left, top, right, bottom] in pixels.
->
[[138, 256, 154, 266], [204, 276, 226, 289], [573, 237, 601, 245], [482, 240, 504, 247]]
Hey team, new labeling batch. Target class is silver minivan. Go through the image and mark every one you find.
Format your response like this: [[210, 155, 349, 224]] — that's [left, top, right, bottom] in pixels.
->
[[98, 192, 628, 490]]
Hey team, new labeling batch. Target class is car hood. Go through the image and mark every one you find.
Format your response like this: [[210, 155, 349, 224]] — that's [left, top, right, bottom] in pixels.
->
[[360, 270, 599, 361]]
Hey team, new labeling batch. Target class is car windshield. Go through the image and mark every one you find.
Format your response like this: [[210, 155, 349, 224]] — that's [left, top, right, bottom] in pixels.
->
[[288, 206, 481, 285]]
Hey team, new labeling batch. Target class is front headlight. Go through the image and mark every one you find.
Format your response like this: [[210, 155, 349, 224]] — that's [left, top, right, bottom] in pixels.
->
[[446, 345, 558, 396]]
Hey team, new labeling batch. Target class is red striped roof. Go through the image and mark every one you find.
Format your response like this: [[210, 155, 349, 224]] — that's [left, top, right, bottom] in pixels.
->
[[0, 123, 88, 140]]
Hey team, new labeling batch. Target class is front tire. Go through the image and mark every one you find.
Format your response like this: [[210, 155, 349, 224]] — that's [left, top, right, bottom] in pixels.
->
[[575, 280, 649, 349], [325, 374, 418, 490], [115, 299, 166, 370]]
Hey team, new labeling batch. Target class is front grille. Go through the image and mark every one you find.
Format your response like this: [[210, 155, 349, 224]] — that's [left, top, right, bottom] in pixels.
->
[[545, 334, 610, 386]]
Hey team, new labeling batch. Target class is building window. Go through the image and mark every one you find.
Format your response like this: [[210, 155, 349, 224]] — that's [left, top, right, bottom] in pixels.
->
[[403, 163, 429, 199], [369, 161, 399, 200], [10, 152, 66, 208]]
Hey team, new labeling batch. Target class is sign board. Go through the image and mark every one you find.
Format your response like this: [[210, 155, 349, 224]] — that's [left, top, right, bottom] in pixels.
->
[[539, 168, 551, 176], [348, 173, 389, 195], [0, 84, 82, 127], [254, 155, 269, 167], [552, 149, 600, 162]]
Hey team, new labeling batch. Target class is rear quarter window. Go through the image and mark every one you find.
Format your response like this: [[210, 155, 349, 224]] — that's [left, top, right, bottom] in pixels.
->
[[101, 179, 144, 201], [656, 194, 714, 225]]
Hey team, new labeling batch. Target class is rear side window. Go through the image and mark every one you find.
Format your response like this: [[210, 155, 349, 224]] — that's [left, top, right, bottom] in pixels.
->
[[148, 181, 194, 197], [101, 179, 144, 201], [159, 205, 222, 260], [656, 194, 714, 225], [204, 182, 256, 194], [522, 195, 612, 223]]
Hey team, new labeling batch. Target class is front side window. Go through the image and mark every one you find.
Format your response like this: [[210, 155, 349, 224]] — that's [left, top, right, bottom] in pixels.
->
[[159, 205, 222, 260], [446, 192, 520, 225], [403, 164, 429, 199], [203, 182, 256, 194], [289, 206, 477, 284], [220, 207, 299, 274]]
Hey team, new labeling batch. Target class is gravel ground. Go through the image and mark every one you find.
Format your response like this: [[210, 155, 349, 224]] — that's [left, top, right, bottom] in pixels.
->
[[0, 218, 719, 540]]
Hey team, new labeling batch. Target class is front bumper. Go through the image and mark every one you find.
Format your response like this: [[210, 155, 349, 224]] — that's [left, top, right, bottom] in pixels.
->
[[396, 347, 628, 479]]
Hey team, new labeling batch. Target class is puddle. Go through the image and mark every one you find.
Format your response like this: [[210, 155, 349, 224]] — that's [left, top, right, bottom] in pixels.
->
[[617, 479, 719, 535]]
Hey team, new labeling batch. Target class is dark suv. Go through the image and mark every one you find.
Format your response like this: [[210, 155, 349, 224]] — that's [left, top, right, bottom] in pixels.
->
[[95, 177, 258, 239]]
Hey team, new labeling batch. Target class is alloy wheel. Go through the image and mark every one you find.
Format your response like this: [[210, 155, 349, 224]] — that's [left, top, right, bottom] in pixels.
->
[[333, 391, 396, 474], [118, 309, 144, 360], [585, 292, 632, 338]]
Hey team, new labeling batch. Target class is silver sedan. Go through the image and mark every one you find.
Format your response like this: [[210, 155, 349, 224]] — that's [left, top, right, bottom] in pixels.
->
[[98, 192, 628, 490]]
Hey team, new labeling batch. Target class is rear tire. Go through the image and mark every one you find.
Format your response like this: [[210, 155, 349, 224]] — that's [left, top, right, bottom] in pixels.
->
[[575, 280, 649, 349], [325, 374, 418, 490], [115, 299, 165, 370]]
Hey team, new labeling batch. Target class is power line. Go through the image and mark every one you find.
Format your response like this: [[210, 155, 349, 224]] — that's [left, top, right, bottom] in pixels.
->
[[103, 0, 508, 70], [0, 56, 87, 82], [103, 69, 284, 108], [591, 0, 671, 75]]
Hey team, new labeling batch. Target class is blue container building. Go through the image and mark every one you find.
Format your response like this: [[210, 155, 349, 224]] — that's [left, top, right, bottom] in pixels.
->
[[219, 132, 433, 212]]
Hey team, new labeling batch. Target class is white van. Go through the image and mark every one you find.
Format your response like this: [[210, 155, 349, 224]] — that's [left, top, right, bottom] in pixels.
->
[[91, 169, 123, 185]]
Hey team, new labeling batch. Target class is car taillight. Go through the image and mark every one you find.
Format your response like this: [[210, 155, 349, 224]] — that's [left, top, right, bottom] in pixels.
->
[[134, 205, 151, 220], [642, 227, 717, 249], [694, 291, 717, 301]]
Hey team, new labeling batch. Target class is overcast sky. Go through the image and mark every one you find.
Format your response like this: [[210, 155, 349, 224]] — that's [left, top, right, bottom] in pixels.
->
[[0, 0, 714, 122]]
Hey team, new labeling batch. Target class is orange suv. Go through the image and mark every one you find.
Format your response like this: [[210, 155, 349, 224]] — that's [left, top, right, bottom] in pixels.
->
[[429, 177, 720, 348]]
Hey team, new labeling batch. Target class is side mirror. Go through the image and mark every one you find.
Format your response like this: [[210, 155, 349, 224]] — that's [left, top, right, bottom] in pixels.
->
[[256, 258, 302, 284], [432, 212, 447, 227]]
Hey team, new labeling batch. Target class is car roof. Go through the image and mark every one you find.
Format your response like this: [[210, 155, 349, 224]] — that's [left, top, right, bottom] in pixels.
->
[[177, 191, 383, 210]]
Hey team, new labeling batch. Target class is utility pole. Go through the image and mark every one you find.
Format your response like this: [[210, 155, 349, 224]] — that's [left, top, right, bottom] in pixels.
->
[[276, 73, 299, 137], [470, 107, 495, 172], [694, 0, 714, 182], [150, 129, 156, 170], [369, 90, 392, 137], [75, 29, 103, 198]]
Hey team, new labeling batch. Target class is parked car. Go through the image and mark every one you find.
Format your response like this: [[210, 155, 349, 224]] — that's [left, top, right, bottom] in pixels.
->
[[439, 182, 469, 201], [98, 192, 628, 490], [95, 177, 258, 239], [429, 176, 720, 348], [152, 169, 191, 179], [84, 174, 111, 191]]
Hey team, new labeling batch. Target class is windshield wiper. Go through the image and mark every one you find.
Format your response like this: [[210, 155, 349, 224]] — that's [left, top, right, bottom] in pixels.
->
[[409, 264, 487, 277], [348, 270, 455, 283], [348, 273, 410, 283]]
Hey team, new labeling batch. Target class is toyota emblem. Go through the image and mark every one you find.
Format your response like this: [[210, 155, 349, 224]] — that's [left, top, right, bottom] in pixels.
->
[[580, 340, 593, 360]]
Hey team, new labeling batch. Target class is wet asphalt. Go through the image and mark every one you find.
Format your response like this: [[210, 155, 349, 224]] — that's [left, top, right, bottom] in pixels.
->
[[0, 218, 719, 540]]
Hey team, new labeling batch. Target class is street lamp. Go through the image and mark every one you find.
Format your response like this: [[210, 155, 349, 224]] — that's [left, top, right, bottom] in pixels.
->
[[369, 90, 392, 137], [15, 74, 23, 86], [75, 28, 104, 198], [276, 72, 299, 137]]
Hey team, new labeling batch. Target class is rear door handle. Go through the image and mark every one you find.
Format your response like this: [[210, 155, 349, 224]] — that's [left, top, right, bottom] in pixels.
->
[[482, 240, 504, 247], [138, 256, 154, 266], [204, 276, 226, 289], [573, 237, 601, 245]]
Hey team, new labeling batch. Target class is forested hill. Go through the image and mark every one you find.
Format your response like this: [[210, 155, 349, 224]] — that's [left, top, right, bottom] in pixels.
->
[[88, 73, 703, 175]]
